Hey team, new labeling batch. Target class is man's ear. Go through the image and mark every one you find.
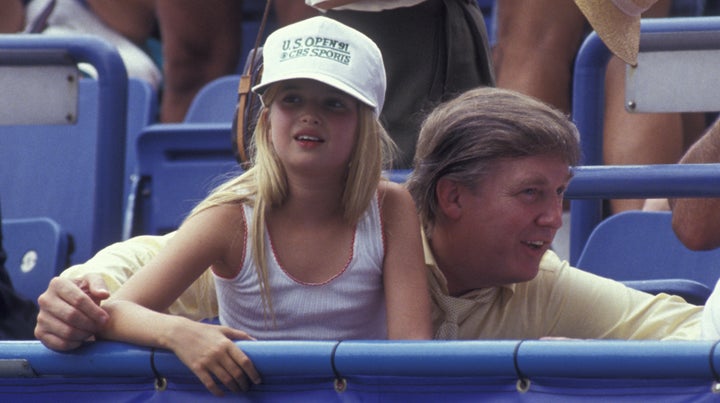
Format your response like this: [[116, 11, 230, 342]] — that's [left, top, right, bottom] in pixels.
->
[[436, 177, 463, 220]]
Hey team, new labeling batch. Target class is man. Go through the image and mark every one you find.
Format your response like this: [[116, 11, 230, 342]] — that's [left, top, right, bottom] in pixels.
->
[[406, 87, 700, 340], [35, 87, 702, 350]]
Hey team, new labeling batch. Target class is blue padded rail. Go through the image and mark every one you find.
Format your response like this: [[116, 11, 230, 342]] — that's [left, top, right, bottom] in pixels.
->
[[567, 163, 720, 264], [570, 16, 720, 265], [0, 35, 128, 265], [0, 340, 719, 401], [576, 210, 720, 305]]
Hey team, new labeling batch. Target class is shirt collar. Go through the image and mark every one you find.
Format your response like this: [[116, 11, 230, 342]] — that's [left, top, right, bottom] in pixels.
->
[[422, 230, 516, 300]]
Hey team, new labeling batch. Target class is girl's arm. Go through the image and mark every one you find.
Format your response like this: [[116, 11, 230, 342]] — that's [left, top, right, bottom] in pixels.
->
[[99, 204, 261, 395], [378, 181, 433, 339]]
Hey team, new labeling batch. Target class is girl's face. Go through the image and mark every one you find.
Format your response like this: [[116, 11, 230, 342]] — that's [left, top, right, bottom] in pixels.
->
[[267, 79, 360, 176]]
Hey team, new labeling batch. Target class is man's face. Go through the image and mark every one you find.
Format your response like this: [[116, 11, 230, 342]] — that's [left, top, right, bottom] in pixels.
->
[[447, 154, 572, 291]]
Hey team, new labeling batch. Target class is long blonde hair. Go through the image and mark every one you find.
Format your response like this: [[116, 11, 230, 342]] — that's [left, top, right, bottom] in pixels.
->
[[186, 84, 396, 320]]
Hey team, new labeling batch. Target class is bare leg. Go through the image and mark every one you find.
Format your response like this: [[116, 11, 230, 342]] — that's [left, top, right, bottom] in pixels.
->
[[603, 0, 705, 213], [604, 58, 683, 211], [86, 0, 156, 46], [0, 0, 24, 33], [493, 0, 586, 114], [273, 0, 318, 25], [156, 0, 243, 122]]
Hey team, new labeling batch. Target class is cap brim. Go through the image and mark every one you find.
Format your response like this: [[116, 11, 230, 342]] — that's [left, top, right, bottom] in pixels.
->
[[253, 72, 379, 112]]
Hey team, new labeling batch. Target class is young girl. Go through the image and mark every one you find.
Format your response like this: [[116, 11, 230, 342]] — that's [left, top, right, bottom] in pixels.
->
[[98, 16, 432, 395]]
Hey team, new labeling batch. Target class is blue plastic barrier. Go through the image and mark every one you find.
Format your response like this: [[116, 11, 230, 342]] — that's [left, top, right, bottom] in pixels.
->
[[576, 210, 720, 304], [0, 340, 719, 401], [2, 217, 69, 301], [566, 163, 720, 264], [132, 123, 240, 235], [0, 35, 128, 265], [570, 17, 720, 264], [122, 79, 159, 239]]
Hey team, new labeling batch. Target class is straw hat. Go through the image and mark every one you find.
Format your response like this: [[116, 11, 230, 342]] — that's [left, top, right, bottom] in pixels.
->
[[574, 0, 659, 66]]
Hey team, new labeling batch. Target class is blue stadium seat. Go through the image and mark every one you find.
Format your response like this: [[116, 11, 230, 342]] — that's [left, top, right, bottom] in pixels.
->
[[183, 75, 239, 124], [0, 35, 128, 266], [565, 164, 720, 303], [130, 58, 240, 237], [576, 210, 720, 305], [132, 123, 241, 235], [2, 217, 69, 302], [122, 78, 159, 239], [570, 17, 720, 263]]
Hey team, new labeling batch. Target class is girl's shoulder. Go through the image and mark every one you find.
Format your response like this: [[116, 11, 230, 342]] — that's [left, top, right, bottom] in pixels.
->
[[179, 202, 248, 277], [377, 178, 407, 196], [189, 201, 247, 222], [376, 180, 416, 216], [181, 202, 248, 242]]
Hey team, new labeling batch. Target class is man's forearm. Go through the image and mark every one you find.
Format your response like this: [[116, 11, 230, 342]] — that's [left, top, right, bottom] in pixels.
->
[[670, 118, 720, 250]]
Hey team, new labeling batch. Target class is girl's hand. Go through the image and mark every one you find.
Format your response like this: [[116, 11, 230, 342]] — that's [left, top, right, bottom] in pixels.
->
[[168, 321, 261, 396]]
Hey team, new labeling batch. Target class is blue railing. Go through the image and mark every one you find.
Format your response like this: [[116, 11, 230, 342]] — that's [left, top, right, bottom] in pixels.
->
[[1, 340, 719, 401]]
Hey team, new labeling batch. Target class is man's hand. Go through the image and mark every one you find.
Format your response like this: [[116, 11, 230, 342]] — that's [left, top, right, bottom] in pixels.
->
[[34, 274, 111, 350]]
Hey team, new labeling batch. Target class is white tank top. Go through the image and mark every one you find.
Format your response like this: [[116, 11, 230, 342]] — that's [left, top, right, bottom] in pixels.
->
[[213, 194, 387, 340]]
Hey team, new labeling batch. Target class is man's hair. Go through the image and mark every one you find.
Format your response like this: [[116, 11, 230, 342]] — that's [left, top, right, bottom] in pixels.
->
[[406, 87, 581, 235]]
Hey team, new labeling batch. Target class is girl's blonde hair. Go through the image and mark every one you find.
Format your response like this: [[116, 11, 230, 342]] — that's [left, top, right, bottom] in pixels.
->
[[186, 84, 396, 321]]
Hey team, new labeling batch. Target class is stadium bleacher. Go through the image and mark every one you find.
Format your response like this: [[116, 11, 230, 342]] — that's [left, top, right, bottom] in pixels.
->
[[569, 16, 720, 263], [565, 163, 720, 304], [1, 217, 68, 302], [122, 78, 159, 239], [6, 8, 720, 402], [576, 210, 720, 305], [1, 339, 720, 401], [131, 123, 240, 236], [0, 34, 128, 267]]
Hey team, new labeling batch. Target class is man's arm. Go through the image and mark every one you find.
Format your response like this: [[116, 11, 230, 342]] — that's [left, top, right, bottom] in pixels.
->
[[36, 233, 218, 350], [35, 234, 169, 350], [536, 253, 702, 341], [35, 274, 110, 350], [669, 117, 720, 250]]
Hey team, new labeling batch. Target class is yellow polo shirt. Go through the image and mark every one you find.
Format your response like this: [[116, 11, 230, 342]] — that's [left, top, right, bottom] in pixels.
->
[[62, 232, 703, 340], [425, 235, 702, 341], [61, 233, 218, 321]]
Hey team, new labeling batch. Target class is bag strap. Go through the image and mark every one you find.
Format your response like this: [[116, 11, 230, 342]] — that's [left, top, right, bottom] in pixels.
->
[[236, 0, 273, 164]]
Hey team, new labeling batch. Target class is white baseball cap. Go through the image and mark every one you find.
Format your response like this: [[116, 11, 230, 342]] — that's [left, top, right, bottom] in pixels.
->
[[252, 16, 386, 115]]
